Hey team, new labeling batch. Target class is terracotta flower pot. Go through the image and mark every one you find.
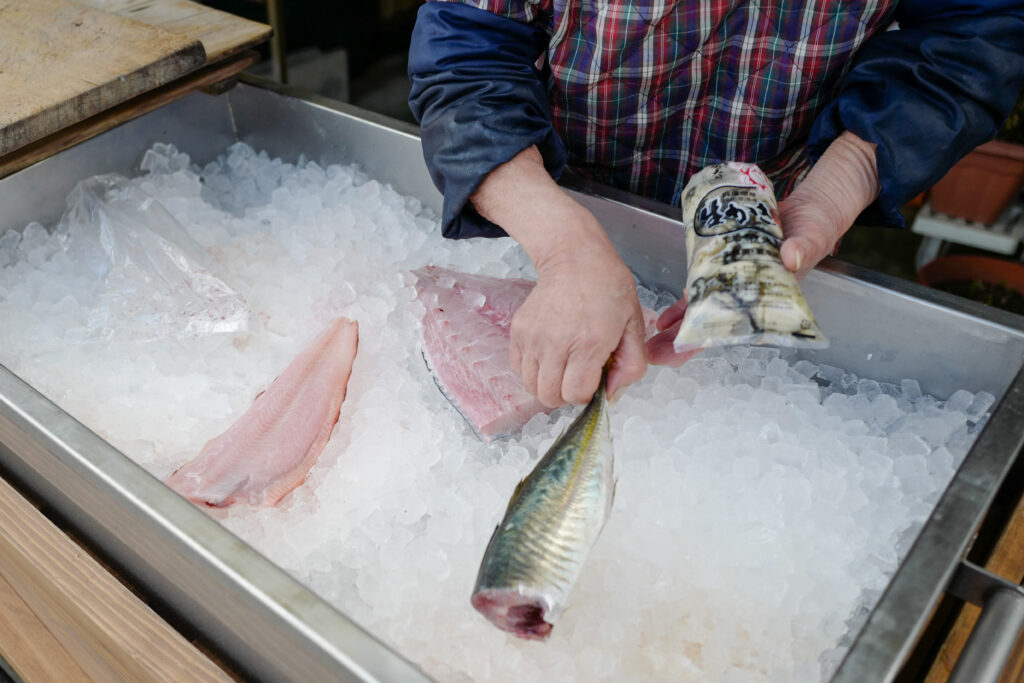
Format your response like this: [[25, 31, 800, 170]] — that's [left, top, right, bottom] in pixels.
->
[[929, 140, 1024, 225], [919, 254, 1024, 314]]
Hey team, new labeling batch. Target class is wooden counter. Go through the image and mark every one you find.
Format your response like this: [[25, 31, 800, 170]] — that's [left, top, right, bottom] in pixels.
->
[[0, 476, 234, 682]]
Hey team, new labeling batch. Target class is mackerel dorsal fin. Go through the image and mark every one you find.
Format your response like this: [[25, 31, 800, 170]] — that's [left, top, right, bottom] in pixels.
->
[[509, 476, 529, 504]]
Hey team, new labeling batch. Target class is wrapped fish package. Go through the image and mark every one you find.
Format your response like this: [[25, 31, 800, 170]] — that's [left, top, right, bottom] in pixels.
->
[[673, 162, 828, 352]]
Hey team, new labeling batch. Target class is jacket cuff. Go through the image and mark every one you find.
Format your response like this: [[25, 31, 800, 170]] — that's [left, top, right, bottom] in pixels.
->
[[806, 109, 907, 229], [408, 2, 568, 239], [806, 11, 1024, 229], [438, 128, 567, 239]]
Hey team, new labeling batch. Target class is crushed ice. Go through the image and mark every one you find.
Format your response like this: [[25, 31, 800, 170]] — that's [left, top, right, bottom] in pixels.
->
[[0, 142, 995, 682]]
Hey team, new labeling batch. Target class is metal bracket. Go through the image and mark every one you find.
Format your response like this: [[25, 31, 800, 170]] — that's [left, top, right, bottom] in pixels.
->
[[947, 560, 1024, 683], [199, 75, 240, 97]]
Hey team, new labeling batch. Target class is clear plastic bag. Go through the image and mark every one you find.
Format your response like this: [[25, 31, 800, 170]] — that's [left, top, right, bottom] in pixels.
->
[[56, 174, 251, 342], [673, 162, 828, 352]]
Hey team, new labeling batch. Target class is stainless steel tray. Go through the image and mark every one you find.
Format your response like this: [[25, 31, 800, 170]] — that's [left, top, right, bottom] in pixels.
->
[[1, 77, 1022, 682]]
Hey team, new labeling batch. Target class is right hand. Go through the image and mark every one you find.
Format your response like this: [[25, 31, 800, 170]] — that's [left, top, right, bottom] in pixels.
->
[[511, 218, 647, 407], [471, 146, 647, 406]]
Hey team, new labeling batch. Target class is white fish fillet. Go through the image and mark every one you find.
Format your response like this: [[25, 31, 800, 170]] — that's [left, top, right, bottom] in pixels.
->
[[414, 266, 542, 441], [414, 266, 659, 441], [167, 317, 358, 507]]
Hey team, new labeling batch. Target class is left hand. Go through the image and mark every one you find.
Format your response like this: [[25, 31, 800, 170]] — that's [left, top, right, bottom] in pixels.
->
[[777, 131, 881, 280], [646, 131, 881, 366]]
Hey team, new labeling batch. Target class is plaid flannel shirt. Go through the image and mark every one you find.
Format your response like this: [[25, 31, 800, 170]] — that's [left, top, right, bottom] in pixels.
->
[[434, 0, 896, 203], [409, 0, 1024, 238]]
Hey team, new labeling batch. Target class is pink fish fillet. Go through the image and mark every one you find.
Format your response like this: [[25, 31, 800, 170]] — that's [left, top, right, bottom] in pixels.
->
[[166, 317, 359, 507], [413, 266, 659, 441]]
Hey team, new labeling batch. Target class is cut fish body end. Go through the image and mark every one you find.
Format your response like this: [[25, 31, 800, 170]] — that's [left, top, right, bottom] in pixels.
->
[[471, 588, 556, 641]]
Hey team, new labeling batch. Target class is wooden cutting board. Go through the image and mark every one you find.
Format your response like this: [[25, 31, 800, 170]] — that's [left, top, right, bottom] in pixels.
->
[[81, 0, 271, 63], [0, 0, 207, 157]]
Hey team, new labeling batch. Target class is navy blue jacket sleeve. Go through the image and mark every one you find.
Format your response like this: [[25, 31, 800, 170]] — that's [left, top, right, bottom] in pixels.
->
[[807, 0, 1024, 228], [408, 2, 568, 239]]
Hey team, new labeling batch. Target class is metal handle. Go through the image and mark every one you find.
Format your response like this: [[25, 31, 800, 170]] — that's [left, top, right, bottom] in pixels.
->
[[948, 561, 1024, 683]]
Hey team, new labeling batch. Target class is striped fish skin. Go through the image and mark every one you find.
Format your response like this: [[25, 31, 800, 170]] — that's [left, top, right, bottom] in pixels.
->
[[471, 378, 615, 641]]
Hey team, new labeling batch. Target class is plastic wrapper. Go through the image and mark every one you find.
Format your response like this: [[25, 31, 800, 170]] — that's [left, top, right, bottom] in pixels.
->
[[673, 162, 828, 352], [55, 175, 251, 342]]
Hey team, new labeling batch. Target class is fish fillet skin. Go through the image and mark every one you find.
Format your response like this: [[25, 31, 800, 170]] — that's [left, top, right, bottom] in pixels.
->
[[414, 266, 658, 441], [166, 317, 359, 507], [414, 266, 546, 441]]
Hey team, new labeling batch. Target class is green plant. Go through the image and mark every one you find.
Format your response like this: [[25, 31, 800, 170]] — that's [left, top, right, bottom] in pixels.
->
[[997, 87, 1024, 146]]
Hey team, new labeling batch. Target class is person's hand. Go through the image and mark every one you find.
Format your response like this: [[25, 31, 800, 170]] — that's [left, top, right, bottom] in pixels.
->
[[513, 229, 646, 406], [471, 146, 647, 406], [643, 295, 701, 367], [645, 132, 880, 366], [778, 131, 881, 280]]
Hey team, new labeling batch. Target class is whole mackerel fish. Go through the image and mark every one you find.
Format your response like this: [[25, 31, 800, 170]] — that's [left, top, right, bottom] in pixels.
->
[[471, 373, 616, 641]]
